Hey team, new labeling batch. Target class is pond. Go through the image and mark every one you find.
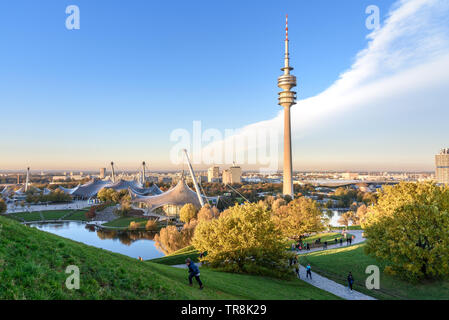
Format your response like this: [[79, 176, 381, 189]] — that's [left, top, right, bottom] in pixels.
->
[[28, 221, 165, 260], [327, 210, 354, 227]]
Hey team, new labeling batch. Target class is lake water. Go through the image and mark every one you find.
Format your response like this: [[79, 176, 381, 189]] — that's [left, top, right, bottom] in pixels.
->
[[328, 210, 353, 227], [28, 221, 165, 260]]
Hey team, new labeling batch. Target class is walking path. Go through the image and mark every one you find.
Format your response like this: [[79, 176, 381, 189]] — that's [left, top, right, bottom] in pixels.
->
[[171, 230, 376, 300]]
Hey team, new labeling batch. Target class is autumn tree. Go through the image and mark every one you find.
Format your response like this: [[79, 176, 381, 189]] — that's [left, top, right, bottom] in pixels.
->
[[356, 204, 368, 225], [154, 219, 198, 255], [271, 198, 286, 211], [363, 182, 449, 281], [0, 199, 6, 214], [179, 203, 198, 223], [197, 204, 220, 222], [338, 211, 358, 227], [192, 203, 291, 278], [154, 225, 184, 254], [272, 197, 324, 239]]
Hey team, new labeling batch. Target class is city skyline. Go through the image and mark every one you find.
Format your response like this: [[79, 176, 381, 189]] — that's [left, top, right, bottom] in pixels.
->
[[1, 0, 449, 171]]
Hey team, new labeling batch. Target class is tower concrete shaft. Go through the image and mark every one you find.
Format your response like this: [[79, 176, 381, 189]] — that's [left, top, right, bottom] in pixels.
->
[[25, 167, 30, 192], [142, 161, 146, 185], [277, 15, 297, 198], [111, 161, 115, 183]]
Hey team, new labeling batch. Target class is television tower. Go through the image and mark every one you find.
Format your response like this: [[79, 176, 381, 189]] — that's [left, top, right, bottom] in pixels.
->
[[277, 14, 297, 198], [142, 161, 146, 185], [25, 167, 30, 191], [110, 161, 115, 183]]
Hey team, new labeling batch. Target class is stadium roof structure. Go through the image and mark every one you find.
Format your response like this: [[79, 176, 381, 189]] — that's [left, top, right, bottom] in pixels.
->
[[58, 178, 162, 199], [130, 176, 213, 211]]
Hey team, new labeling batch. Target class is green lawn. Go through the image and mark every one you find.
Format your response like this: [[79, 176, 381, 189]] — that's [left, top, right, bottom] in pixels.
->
[[0, 215, 338, 300], [149, 247, 200, 265], [62, 210, 89, 221], [299, 243, 449, 300], [8, 211, 43, 222], [7, 210, 89, 222], [102, 216, 150, 228], [41, 211, 70, 220], [148, 263, 341, 300]]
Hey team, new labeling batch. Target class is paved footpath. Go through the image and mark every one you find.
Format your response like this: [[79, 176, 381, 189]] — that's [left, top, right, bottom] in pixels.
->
[[171, 230, 376, 300]]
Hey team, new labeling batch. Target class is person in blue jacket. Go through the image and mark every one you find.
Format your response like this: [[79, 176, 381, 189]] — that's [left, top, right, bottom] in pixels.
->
[[186, 258, 204, 290]]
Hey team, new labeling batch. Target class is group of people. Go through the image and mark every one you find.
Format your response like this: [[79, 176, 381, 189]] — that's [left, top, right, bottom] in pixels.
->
[[291, 241, 311, 251]]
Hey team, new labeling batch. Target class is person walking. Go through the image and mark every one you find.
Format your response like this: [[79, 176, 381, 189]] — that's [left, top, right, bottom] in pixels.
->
[[306, 243, 310, 251], [323, 241, 328, 250], [339, 238, 343, 246], [347, 272, 354, 292], [186, 258, 204, 290], [292, 255, 300, 278], [306, 264, 312, 279]]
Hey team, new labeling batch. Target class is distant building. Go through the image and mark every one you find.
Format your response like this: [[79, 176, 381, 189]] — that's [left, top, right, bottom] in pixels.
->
[[52, 176, 68, 182], [207, 166, 220, 182], [99, 168, 106, 179], [342, 172, 359, 180], [435, 148, 449, 185], [222, 165, 242, 184]]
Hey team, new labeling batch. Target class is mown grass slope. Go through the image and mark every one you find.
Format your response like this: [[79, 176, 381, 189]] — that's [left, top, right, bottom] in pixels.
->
[[0, 216, 339, 300]]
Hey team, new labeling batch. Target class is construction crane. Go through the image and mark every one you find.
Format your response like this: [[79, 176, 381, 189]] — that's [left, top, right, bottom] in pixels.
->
[[182, 149, 205, 207]]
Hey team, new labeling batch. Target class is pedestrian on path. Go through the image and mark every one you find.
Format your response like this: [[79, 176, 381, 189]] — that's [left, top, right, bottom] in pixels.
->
[[292, 255, 300, 278], [347, 272, 354, 292], [186, 258, 204, 290], [340, 238, 343, 246], [306, 264, 312, 279]]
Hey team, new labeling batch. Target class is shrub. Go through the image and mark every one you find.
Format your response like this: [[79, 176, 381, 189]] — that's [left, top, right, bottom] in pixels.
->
[[145, 219, 158, 231], [85, 207, 96, 219], [129, 221, 140, 230]]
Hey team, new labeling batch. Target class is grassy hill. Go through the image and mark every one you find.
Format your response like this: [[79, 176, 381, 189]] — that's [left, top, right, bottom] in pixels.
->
[[0, 216, 339, 300], [299, 243, 449, 300]]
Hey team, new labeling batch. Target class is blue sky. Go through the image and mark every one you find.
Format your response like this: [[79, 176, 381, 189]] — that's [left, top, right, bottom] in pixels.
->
[[0, 0, 448, 172]]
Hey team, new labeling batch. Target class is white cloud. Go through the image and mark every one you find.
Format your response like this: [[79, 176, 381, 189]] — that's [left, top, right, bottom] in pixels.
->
[[201, 0, 449, 171]]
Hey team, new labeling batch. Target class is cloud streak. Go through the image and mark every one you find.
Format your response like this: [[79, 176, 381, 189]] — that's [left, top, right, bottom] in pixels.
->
[[201, 0, 449, 171]]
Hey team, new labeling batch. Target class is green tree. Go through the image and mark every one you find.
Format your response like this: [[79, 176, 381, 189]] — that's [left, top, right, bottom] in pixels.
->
[[192, 203, 291, 278], [363, 182, 449, 281], [271, 197, 324, 239], [179, 203, 198, 223]]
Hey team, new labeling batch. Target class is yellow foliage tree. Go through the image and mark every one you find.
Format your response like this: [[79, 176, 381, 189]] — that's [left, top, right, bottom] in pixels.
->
[[363, 182, 449, 281], [154, 220, 198, 255], [272, 197, 324, 239], [192, 203, 291, 278], [197, 204, 220, 222], [179, 203, 198, 223]]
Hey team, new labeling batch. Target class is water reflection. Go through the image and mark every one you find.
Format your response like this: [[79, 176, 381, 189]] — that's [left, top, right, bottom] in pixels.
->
[[29, 221, 165, 260]]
